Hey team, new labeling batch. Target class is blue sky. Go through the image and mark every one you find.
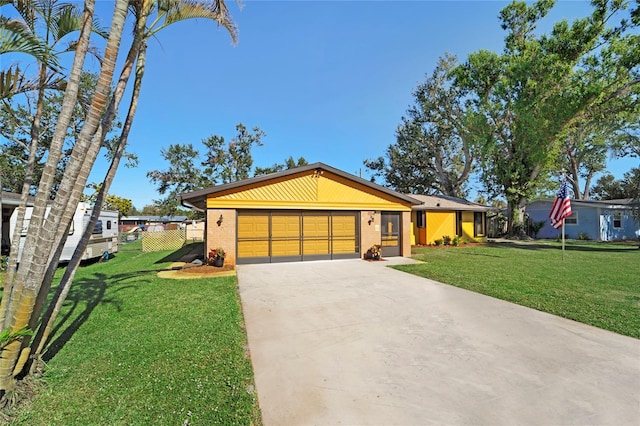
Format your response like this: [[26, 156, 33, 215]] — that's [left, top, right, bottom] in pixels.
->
[[5, 1, 639, 208]]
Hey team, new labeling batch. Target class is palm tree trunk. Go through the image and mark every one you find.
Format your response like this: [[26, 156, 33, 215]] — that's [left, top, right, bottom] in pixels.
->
[[1, 0, 96, 331], [0, 0, 102, 394], [1, 63, 53, 323], [29, 17, 149, 368], [32, 44, 149, 365]]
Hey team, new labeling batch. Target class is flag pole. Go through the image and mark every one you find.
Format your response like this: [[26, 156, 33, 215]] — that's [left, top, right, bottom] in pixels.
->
[[562, 218, 565, 261]]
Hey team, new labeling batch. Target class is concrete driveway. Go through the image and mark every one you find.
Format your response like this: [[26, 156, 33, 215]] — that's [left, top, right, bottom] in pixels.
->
[[237, 258, 640, 425]]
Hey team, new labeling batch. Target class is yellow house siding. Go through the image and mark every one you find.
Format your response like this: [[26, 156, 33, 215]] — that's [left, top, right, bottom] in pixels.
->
[[402, 211, 412, 256], [206, 171, 412, 211], [461, 211, 475, 241], [426, 212, 455, 245]]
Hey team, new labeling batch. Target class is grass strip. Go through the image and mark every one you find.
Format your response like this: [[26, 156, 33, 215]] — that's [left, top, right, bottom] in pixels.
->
[[396, 240, 639, 338], [6, 241, 261, 425]]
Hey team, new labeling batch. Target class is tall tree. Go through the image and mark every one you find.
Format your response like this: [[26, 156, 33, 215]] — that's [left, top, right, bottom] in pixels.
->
[[0, 0, 103, 396], [1, 0, 107, 308], [454, 0, 639, 235], [0, 72, 114, 195], [591, 167, 640, 200], [148, 123, 266, 214], [365, 54, 473, 197], [201, 123, 266, 183], [26, 0, 239, 376], [147, 143, 209, 214], [254, 156, 308, 175]]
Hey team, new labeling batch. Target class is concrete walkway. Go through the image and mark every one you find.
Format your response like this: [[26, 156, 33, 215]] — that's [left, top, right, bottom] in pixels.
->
[[237, 258, 640, 425]]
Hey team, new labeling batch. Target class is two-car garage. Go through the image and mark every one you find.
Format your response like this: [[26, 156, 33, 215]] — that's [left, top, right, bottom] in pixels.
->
[[237, 211, 359, 263]]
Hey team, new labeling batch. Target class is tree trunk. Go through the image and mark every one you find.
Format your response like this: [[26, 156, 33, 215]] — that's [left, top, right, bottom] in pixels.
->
[[1, 60, 53, 323], [30, 19, 149, 369], [0, 0, 97, 394], [0, 0, 110, 394]]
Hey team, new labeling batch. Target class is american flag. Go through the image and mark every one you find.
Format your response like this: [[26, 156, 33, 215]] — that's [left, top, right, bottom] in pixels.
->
[[549, 176, 572, 229]]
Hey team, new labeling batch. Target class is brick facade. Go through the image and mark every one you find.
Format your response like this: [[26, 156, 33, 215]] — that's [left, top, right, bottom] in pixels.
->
[[206, 208, 237, 266], [360, 210, 381, 257]]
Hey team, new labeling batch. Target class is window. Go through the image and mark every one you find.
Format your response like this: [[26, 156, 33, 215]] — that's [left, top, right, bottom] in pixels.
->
[[613, 212, 622, 229], [565, 212, 578, 225], [416, 211, 426, 228], [93, 220, 103, 234], [106, 220, 112, 230], [474, 212, 485, 236], [456, 212, 462, 236]]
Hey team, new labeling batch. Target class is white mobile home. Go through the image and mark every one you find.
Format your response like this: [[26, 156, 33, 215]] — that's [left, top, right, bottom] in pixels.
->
[[10, 202, 119, 262]]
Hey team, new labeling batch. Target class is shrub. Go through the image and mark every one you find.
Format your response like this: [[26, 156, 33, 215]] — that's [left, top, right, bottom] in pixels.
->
[[578, 232, 591, 240], [0, 255, 7, 272], [452, 236, 461, 246], [366, 244, 382, 259], [530, 220, 546, 238], [434, 239, 444, 246], [442, 235, 451, 246]]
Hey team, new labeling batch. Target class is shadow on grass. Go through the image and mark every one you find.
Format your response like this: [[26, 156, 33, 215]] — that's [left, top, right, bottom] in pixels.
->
[[486, 241, 639, 253], [41, 267, 162, 362], [155, 242, 204, 264]]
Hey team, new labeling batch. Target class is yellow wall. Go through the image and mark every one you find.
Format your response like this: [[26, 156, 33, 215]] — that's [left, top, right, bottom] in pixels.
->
[[206, 170, 412, 212], [461, 211, 475, 241], [426, 212, 455, 245], [411, 210, 486, 245]]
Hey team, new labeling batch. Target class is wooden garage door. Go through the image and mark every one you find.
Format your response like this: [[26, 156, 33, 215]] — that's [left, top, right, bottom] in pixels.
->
[[271, 213, 301, 257], [332, 213, 357, 254], [237, 211, 359, 263], [237, 212, 269, 261]]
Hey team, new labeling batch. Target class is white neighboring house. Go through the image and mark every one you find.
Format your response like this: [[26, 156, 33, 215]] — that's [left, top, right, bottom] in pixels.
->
[[10, 202, 119, 262]]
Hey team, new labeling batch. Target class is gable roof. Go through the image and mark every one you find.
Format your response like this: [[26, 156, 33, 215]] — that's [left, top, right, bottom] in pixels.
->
[[410, 194, 494, 212], [179, 162, 422, 210], [528, 198, 637, 209]]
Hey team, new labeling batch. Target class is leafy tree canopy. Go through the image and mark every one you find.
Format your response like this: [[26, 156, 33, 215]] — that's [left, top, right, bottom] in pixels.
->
[[147, 123, 308, 216], [590, 167, 640, 200], [365, 54, 473, 197], [453, 0, 639, 234]]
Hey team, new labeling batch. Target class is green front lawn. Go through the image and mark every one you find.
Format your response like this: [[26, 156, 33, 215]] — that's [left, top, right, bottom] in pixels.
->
[[5, 241, 261, 425], [397, 240, 640, 338]]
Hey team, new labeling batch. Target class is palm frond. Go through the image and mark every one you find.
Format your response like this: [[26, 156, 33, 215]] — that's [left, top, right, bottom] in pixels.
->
[[0, 18, 57, 66], [61, 39, 103, 64], [151, 0, 238, 44], [0, 64, 65, 100]]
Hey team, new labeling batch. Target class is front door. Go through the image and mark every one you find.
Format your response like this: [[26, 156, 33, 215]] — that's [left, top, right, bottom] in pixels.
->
[[381, 212, 401, 257]]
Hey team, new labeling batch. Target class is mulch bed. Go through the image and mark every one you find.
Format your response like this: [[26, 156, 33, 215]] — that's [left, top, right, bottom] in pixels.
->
[[177, 264, 236, 275]]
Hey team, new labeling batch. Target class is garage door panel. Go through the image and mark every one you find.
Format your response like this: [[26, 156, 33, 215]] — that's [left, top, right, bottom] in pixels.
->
[[303, 238, 330, 255], [238, 214, 269, 238], [238, 214, 269, 258], [331, 215, 357, 254], [332, 237, 355, 254], [303, 214, 330, 255], [238, 240, 269, 258], [272, 239, 301, 256]]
